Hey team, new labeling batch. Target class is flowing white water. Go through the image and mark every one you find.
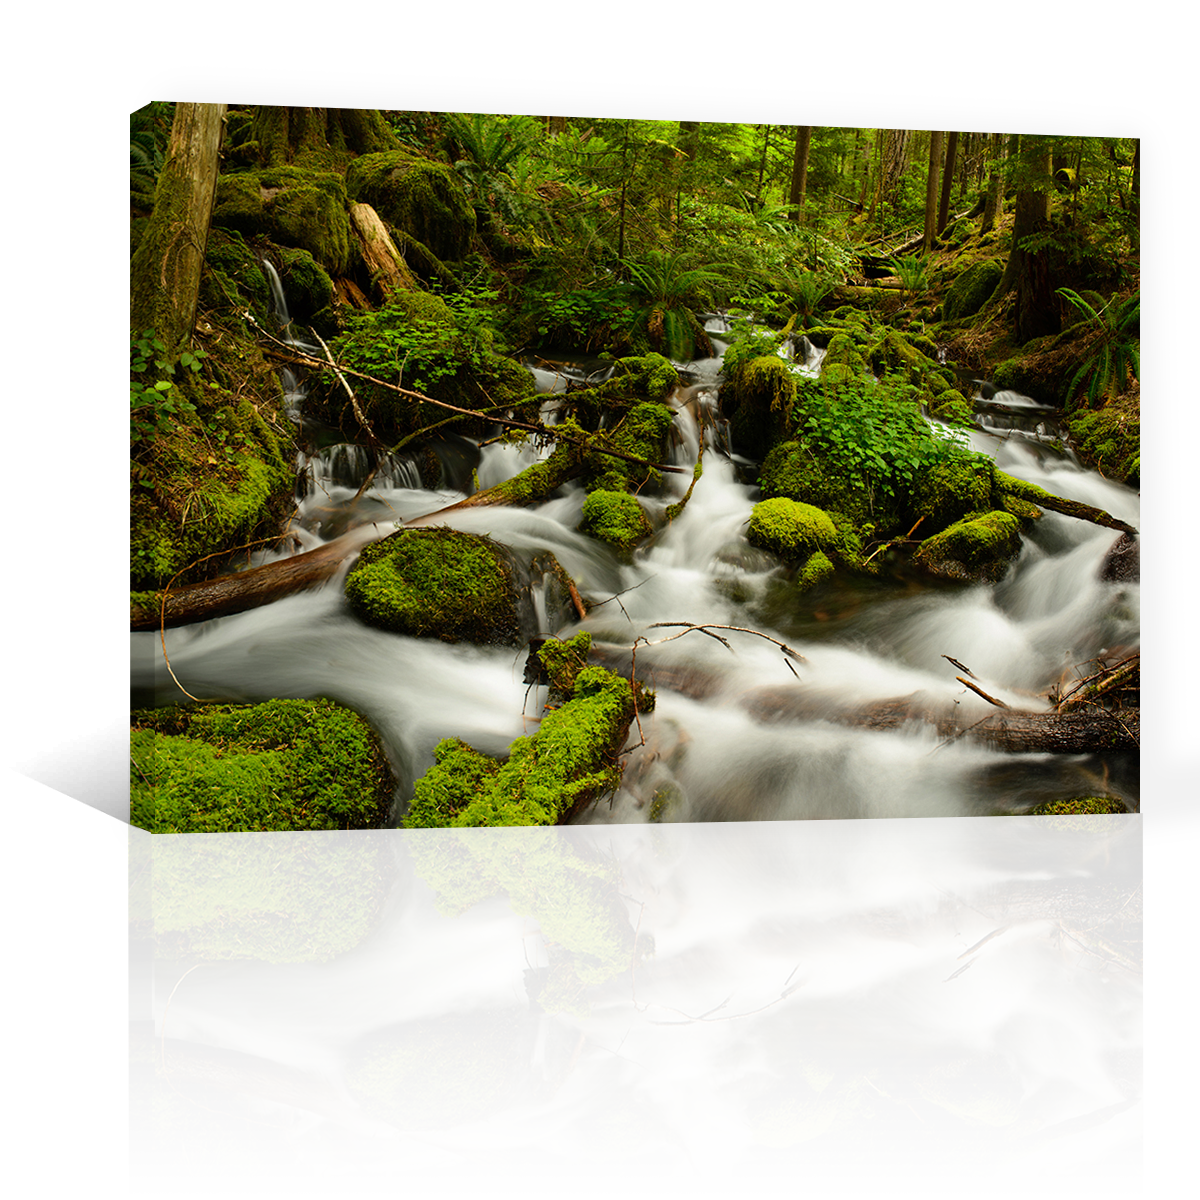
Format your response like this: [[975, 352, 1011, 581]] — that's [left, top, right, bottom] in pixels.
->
[[133, 302, 1142, 1190]]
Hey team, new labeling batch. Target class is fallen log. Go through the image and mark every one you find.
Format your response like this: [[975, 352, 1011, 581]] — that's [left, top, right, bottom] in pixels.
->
[[130, 527, 377, 632], [588, 644, 1138, 754], [348, 202, 417, 299], [996, 471, 1138, 536]]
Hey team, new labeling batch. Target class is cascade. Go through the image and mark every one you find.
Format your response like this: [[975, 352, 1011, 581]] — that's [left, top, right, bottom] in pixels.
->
[[131, 307, 1142, 1190]]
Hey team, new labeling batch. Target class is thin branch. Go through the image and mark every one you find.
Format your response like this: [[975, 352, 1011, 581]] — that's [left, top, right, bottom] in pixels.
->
[[956, 676, 1010, 709]]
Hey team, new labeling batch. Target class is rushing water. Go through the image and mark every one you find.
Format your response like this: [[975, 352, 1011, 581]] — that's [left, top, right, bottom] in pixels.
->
[[131, 302, 1142, 1190]]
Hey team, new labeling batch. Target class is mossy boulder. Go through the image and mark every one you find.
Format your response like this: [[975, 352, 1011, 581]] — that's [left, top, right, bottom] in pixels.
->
[[1066, 403, 1140, 486], [346, 150, 475, 262], [344, 527, 525, 645], [912, 510, 1023, 582], [129, 696, 396, 964], [1027, 792, 1128, 830], [747, 497, 838, 561], [930, 388, 975, 426], [758, 440, 878, 531], [213, 167, 355, 275], [201, 228, 272, 325], [943, 260, 1002, 322], [725, 355, 799, 458], [587, 400, 676, 493], [796, 549, 836, 590], [818, 333, 869, 379], [343, 1008, 520, 1128], [580, 489, 653, 552], [274, 246, 335, 330]]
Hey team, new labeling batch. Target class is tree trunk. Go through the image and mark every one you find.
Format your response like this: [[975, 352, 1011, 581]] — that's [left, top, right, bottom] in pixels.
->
[[348, 203, 417, 299], [789, 125, 813, 226], [923, 130, 943, 253], [249, 105, 396, 167], [937, 131, 959, 234], [982, 133, 1005, 233], [131, 527, 377, 631], [129, 102, 227, 356], [997, 136, 1059, 343]]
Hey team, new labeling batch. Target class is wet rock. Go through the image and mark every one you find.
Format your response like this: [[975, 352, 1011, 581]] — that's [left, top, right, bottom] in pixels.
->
[[1099, 532, 1139, 583]]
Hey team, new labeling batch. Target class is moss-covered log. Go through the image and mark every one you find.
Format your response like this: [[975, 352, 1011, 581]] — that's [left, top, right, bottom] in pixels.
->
[[995, 471, 1138, 534]]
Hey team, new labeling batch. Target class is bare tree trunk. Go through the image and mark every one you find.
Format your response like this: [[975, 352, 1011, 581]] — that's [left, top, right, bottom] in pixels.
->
[[923, 130, 943, 253], [789, 125, 813, 226], [996, 136, 1059, 342], [982, 133, 1005, 233], [937, 130, 959, 234]]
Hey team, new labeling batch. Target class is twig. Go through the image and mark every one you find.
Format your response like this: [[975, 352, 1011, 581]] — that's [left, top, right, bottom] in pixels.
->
[[942, 654, 976, 679], [956, 677, 1010, 709], [642, 621, 806, 664], [308, 326, 385, 450]]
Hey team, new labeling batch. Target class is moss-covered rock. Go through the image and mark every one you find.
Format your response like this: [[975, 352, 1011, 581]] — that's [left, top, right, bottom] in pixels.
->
[[212, 167, 355, 275], [202, 228, 272, 325], [274, 246, 335, 329], [1066, 402, 1140, 486], [1027, 792, 1128, 830], [346, 150, 475, 262], [343, 1008, 520, 1128], [579, 489, 653, 551], [587, 401, 676, 494], [758, 440, 877, 530], [795, 549, 836, 590], [930, 388, 975, 426], [747, 497, 838, 561], [344, 527, 525, 645], [908, 456, 999, 535], [725, 354, 800, 459], [819, 332, 869, 379], [912, 510, 1023, 582], [403, 662, 652, 1008], [943, 260, 1003, 322], [129, 700, 396, 960]]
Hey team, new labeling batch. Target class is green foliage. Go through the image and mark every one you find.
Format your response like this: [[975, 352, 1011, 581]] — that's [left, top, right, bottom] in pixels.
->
[[130, 102, 173, 201], [791, 374, 981, 520], [1057, 288, 1140, 408], [130, 330, 201, 451], [622, 249, 728, 360], [522, 285, 635, 349], [890, 254, 929, 298]]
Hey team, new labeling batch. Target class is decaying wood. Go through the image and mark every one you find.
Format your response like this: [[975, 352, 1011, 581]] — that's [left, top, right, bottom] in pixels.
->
[[348, 202, 417, 299]]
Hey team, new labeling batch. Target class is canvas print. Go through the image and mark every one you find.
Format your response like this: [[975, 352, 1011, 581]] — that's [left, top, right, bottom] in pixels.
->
[[126, 101, 1142, 1185]]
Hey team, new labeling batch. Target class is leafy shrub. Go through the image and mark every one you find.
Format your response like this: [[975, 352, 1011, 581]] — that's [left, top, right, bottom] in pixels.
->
[[1057, 288, 1140, 408], [130, 329, 201, 450]]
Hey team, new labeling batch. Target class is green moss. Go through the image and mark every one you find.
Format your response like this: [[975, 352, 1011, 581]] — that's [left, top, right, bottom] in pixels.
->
[[344, 527, 522, 645], [202, 229, 271, 324], [537, 632, 593, 700], [819, 333, 868, 378], [908, 456, 999, 535], [1066, 405, 1140, 485], [346, 1011, 520, 1115], [274, 246, 335, 327], [795, 549, 836, 590], [912, 510, 1023, 582], [346, 150, 475, 262], [1027, 792, 1128, 830], [747, 497, 838, 561], [588, 400, 676, 493], [129, 700, 396, 960], [580, 489, 653, 551], [942, 260, 1002, 322], [866, 327, 942, 390], [759, 441, 876, 530], [930, 388, 975, 426], [403, 667, 652, 1003]]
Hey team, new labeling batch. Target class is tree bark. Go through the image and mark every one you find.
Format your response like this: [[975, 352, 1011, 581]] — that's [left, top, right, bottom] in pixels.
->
[[982, 133, 1005, 233], [789, 125, 813, 226], [131, 527, 377, 631], [923, 130, 943, 253], [937, 131, 959, 234], [130, 102, 227, 356]]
